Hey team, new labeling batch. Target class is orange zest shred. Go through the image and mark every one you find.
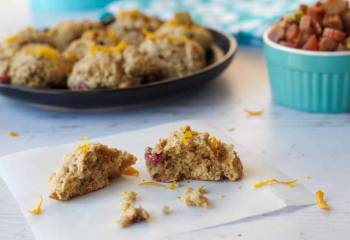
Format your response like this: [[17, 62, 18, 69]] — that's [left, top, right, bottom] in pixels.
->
[[168, 181, 178, 190], [90, 41, 127, 55], [139, 181, 167, 189], [29, 196, 43, 215], [4, 35, 22, 44], [209, 136, 221, 153], [23, 45, 60, 64], [76, 144, 90, 154], [244, 109, 264, 116], [254, 179, 298, 188], [143, 29, 188, 44], [9, 131, 19, 137], [180, 126, 198, 145], [123, 166, 140, 177], [316, 190, 330, 210]]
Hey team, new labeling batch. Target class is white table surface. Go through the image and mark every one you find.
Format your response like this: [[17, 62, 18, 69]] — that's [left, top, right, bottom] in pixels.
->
[[0, 2, 350, 240]]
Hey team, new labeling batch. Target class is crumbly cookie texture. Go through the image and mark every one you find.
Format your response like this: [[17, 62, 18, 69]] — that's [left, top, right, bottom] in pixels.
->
[[157, 12, 214, 50], [63, 29, 119, 64], [0, 27, 53, 76], [49, 143, 136, 201], [109, 10, 162, 45], [9, 44, 68, 88], [145, 126, 243, 182], [48, 20, 102, 51], [67, 43, 138, 90], [139, 32, 206, 78], [180, 186, 211, 208], [118, 191, 150, 228]]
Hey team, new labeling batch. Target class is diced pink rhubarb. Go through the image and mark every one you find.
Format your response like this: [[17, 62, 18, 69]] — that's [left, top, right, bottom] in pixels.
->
[[0, 75, 10, 84], [324, 0, 348, 14], [323, 27, 346, 41], [144, 147, 162, 164], [300, 15, 312, 31], [302, 35, 319, 50]]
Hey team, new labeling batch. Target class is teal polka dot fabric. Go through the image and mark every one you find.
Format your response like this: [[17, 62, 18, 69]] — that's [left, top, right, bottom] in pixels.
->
[[107, 0, 315, 46]]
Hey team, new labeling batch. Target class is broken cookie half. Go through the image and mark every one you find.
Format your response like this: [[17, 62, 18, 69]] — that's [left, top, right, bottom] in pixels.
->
[[49, 143, 137, 201], [145, 126, 243, 182]]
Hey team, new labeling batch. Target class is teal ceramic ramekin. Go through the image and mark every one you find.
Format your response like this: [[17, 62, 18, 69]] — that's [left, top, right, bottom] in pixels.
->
[[263, 28, 350, 113]]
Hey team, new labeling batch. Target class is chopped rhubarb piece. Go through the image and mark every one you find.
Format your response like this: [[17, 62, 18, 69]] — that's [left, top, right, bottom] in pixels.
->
[[302, 35, 319, 50], [307, 4, 325, 23], [324, 0, 348, 14], [312, 20, 323, 35], [323, 14, 343, 31], [144, 147, 162, 164], [269, 26, 285, 42], [345, 37, 350, 49], [77, 81, 90, 90], [319, 37, 338, 51], [299, 15, 312, 31], [280, 41, 297, 48], [299, 4, 308, 14], [0, 75, 10, 84], [341, 10, 350, 34], [286, 24, 299, 41], [323, 28, 346, 41], [336, 43, 346, 51]]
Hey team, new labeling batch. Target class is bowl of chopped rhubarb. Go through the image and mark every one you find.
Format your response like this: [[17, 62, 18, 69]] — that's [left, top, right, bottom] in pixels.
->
[[263, 0, 350, 113]]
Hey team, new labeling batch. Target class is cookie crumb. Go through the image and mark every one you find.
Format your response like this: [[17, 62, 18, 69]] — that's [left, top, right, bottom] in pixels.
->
[[162, 205, 171, 214], [122, 191, 137, 203], [9, 131, 19, 137], [180, 186, 211, 208], [118, 192, 150, 228], [228, 128, 235, 132], [219, 194, 225, 199]]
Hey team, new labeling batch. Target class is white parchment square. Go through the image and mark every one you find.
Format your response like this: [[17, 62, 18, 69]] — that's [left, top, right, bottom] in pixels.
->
[[0, 121, 313, 240]]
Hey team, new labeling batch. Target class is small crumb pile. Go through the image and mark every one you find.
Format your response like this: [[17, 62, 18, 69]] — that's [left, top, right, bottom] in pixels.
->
[[161, 205, 172, 215], [9, 131, 19, 137], [118, 191, 150, 228], [180, 186, 211, 208]]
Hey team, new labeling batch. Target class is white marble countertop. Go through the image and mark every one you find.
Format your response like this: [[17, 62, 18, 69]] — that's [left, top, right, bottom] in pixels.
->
[[0, 1, 350, 240]]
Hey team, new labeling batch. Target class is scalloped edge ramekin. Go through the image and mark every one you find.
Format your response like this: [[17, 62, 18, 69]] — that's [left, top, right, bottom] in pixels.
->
[[263, 28, 350, 113]]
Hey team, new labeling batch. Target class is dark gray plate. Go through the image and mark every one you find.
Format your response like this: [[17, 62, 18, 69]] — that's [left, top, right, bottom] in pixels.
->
[[0, 28, 237, 109]]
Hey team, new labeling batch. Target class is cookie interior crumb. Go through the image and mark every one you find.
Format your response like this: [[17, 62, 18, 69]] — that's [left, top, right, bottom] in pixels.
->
[[180, 186, 211, 208], [49, 143, 136, 201], [145, 126, 243, 182], [118, 191, 150, 228], [161, 205, 171, 214]]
